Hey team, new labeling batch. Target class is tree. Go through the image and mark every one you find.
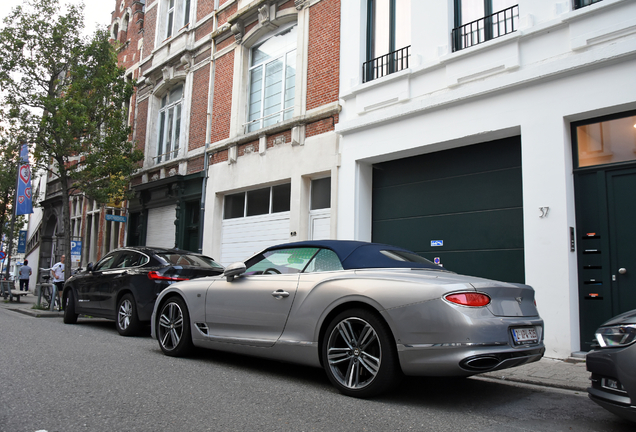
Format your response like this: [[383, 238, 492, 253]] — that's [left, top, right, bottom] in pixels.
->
[[0, 0, 143, 279]]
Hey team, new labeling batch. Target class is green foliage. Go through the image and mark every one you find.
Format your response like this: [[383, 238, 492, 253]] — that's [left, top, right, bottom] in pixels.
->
[[0, 0, 143, 276]]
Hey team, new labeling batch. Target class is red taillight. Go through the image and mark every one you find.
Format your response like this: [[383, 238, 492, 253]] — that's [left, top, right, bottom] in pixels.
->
[[147, 271, 189, 282], [444, 292, 491, 307]]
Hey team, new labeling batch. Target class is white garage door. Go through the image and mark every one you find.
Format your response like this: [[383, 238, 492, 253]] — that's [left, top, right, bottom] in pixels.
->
[[146, 205, 176, 248], [221, 212, 290, 265]]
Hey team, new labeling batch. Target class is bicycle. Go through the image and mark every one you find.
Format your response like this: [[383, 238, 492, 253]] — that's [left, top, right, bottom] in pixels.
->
[[37, 270, 61, 311]]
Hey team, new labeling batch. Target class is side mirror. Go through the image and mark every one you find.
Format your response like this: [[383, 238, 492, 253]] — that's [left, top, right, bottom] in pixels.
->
[[223, 262, 246, 282], [86, 262, 94, 272]]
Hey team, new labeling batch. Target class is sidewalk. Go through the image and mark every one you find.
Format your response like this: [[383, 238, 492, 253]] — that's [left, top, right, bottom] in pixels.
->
[[1, 288, 64, 318], [1, 291, 590, 392]]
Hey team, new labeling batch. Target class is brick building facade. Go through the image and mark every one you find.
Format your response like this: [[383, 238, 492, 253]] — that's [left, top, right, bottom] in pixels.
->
[[120, 0, 341, 262]]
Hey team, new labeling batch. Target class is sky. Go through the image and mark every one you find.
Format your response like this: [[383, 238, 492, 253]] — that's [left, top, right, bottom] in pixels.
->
[[1, 0, 115, 36]]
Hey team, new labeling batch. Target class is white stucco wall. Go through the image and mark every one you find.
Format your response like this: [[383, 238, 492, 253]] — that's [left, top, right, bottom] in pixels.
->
[[336, 0, 636, 359], [202, 131, 340, 261]]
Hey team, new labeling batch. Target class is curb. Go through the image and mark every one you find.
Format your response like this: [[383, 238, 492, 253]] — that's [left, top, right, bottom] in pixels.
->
[[8, 307, 63, 318], [475, 374, 589, 393]]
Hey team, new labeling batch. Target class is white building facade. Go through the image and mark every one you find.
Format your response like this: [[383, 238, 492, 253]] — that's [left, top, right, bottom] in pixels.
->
[[337, 0, 636, 359]]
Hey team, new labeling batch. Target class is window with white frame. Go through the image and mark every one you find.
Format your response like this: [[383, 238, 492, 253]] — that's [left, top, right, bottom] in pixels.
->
[[165, 0, 191, 39], [157, 84, 183, 164], [246, 24, 297, 133], [224, 184, 291, 219]]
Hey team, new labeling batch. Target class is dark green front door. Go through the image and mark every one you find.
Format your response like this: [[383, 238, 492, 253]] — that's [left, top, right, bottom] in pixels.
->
[[576, 166, 636, 350]]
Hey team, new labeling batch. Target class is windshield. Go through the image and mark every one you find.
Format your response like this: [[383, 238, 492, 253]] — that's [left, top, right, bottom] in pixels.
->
[[380, 250, 436, 266], [157, 253, 224, 269]]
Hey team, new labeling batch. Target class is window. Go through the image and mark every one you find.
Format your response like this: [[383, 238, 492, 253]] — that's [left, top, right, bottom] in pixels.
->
[[94, 253, 120, 271], [452, 0, 519, 52], [310, 178, 331, 210], [573, 112, 636, 168], [246, 25, 297, 133], [245, 248, 319, 275], [364, 0, 411, 83], [157, 84, 183, 163], [165, 0, 191, 39], [574, 0, 603, 9], [223, 184, 291, 219], [304, 249, 343, 273]]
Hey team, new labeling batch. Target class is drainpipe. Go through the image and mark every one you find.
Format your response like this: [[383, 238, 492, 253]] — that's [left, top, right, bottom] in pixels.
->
[[199, 33, 217, 254]]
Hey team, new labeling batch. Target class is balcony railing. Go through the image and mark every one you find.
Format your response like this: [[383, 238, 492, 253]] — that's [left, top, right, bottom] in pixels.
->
[[362, 45, 411, 84], [574, 0, 603, 9], [452, 5, 519, 52]]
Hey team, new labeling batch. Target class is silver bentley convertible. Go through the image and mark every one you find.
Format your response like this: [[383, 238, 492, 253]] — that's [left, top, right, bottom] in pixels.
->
[[151, 240, 544, 398]]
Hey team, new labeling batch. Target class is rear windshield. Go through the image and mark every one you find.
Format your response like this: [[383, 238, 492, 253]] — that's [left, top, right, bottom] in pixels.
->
[[380, 250, 436, 265], [157, 253, 224, 269]]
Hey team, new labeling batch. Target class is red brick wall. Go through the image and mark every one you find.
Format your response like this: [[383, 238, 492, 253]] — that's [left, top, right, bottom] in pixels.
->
[[210, 51, 235, 143], [306, 0, 340, 111], [211, 149, 229, 165], [197, 0, 215, 20], [187, 155, 205, 174], [216, 36, 234, 51], [306, 114, 338, 138], [279, 0, 295, 11], [267, 130, 292, 148], [136, 98, 149, 153], [143, 2, 157, 55], [196, 17, 214, 42], [189, 63, 210, 152], [217, 3, 237, 26]]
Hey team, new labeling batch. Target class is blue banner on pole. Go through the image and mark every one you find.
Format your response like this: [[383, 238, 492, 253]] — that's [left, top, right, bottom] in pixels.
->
[[17, 230, 27, 254], [16, 144, 33, 216]]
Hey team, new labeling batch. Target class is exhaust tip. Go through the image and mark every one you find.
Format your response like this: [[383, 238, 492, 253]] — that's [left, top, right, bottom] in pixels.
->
[[461, 355, 501, 371]]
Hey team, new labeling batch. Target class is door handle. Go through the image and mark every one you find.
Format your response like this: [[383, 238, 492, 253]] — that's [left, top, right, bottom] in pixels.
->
[[272, 289, 290, 299], [618, 268, 627, 275]]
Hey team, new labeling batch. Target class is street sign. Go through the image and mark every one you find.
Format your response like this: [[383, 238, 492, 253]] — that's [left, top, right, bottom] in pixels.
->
[[105, 214, 127, 223], [0, 251, 5, 260], [71, 241, 82, 264]]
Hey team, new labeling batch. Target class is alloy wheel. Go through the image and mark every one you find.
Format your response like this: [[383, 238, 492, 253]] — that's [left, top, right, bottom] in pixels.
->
[[118, 298, 133, 330], [158, 301, 184, 351], [326, 317, 382, 390]]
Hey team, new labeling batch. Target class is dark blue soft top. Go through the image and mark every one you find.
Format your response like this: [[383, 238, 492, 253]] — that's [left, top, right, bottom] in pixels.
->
[[265, 240, 440, 270]]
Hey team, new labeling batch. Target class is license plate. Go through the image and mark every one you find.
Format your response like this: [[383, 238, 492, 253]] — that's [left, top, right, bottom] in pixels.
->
[[512, 327, 538, 344]]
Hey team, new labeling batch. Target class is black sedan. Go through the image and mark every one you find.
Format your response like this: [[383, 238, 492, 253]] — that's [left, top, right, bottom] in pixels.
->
[[587, 309, 636, 423], [62, 247, 224, 336]]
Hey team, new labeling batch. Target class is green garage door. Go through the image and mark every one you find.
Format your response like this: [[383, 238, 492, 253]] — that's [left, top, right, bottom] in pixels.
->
[[372, 137, 524, 283]]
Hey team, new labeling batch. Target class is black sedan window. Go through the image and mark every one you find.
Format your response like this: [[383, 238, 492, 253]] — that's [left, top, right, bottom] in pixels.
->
[[245, 248, 319, 275], [117, 252, 149, 268], [156, 253, 223, 269], [94, 253, 120, 271]]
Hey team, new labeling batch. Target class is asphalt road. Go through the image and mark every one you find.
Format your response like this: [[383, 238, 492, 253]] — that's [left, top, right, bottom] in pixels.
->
[[1, 307, 633, 432]]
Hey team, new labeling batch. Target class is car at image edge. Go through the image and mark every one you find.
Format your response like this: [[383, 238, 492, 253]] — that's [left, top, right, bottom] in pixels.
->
[[587, 309, 636, 423], [62, 246, 224, 336], [150, 240, 545, 398]]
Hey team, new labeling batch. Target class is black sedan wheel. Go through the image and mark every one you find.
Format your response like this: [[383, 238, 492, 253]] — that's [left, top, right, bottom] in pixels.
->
[[63, 290, 78, 324], [157, 297, 193, 357], [116, 293, 140, 336], [322, 309, 401, 398]]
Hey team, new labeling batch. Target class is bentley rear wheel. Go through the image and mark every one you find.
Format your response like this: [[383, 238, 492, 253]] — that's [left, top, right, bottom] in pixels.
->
[[322, 309, 401, 398]]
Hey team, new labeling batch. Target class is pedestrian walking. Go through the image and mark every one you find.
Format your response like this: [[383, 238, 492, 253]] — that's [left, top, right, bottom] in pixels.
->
[[19, 259, 32, 292], [51, 255, 66, 294]]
